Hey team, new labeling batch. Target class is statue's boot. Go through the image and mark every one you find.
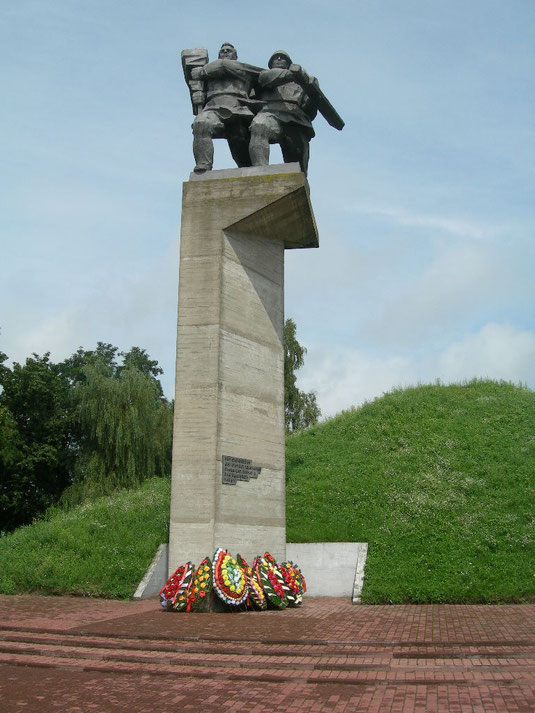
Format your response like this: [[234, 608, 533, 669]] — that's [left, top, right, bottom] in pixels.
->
[[281, 132, 309, 176], [192, 129, 214, 173]]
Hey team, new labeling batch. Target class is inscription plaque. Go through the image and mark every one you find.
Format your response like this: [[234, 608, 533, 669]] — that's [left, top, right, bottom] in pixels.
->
[[222, 455, 262, 485]]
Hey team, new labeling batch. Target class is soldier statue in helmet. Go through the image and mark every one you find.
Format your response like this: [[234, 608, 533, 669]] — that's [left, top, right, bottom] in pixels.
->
[[249, 50, 320, 175], [181, 45, 343, 175]]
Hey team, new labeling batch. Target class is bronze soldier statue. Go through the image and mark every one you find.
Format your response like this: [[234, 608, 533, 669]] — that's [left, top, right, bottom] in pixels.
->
[[182, 43, 261, 173], [249, 51, 344, 175], [181, 45, 343, 174]]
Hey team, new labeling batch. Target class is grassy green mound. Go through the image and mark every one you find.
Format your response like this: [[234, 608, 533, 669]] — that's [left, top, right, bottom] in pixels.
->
[[287, 379, 535, 603], [0, 478, 170, 598], [1, 380, 533, 602]]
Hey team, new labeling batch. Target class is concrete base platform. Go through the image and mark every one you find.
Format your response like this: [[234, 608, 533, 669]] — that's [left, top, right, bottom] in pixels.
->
[[134, 542, 368, 601]]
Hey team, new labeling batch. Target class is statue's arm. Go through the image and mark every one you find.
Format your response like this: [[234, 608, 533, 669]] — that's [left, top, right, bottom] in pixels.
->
[[288, 64, 320, 91], [197, 59, 220, 78], [196, 59, 245, 79], [259, 66, 319, 91], [255, 58, 345, 130], [258, 68, 294, 88]]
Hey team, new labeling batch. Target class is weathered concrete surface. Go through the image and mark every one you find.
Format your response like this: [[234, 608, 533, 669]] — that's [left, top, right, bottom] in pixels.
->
[[169, 165, 318, 573], [133, 544, 168, 600], [352, 542, 368, 604], [286, 542, 368, 598], [188, 162, 302, 182]]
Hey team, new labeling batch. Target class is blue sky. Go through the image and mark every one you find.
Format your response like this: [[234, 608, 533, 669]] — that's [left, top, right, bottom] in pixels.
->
[[2, 1, 534, 417]]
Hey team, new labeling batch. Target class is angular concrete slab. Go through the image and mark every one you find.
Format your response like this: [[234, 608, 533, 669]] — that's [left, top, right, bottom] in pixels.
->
[[286, 542, 368, 599], [133, 544, 168, 600]]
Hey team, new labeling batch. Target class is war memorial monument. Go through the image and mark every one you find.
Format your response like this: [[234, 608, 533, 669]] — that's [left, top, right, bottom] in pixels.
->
[[168, 43, 344, 575]]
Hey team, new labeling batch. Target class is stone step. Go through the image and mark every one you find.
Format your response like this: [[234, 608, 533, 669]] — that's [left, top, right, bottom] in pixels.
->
[[2, 651, 534, 686], [2, 627, 534, 661], [1, 632, 534, 686], [0, 638, 392, 672]]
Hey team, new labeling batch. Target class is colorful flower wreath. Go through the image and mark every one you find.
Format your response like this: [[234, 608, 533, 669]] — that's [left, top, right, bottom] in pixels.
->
[[212, 548, 248, 606], [237, 554, 267, 611], [186, 557, 213, 612], [279, 561, 304, 606], [159, 561, 194, 611], [160, 549, 306, 613], [257, 552, 289, 609], [291, 561, 307, 595]]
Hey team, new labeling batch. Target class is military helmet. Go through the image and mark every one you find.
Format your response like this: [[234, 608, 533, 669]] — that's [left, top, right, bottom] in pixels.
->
[[268, 50, 292, 68]]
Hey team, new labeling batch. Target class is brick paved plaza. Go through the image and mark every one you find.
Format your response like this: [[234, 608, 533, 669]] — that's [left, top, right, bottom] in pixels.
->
[[0, 595, 534, 712]]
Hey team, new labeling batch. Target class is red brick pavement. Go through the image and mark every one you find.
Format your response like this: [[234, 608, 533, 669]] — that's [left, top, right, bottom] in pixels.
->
[[0, 595, 534, 712]]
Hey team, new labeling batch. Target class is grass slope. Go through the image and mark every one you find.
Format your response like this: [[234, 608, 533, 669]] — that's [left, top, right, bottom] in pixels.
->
[[287, 380, 535, 603], [1, 380, 533, 602], [0, 478, 170, 598]]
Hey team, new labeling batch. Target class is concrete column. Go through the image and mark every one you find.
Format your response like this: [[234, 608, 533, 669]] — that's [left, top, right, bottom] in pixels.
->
[[169, 163, 318, 572]]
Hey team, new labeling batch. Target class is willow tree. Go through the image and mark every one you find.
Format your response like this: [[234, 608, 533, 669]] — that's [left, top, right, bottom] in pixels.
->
[[63, 365, 173, 504], [284, 318, 321, 432]]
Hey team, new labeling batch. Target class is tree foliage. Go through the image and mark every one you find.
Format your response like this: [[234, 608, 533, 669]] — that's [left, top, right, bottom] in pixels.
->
[[63, 365, 172, 505], [0, 344, 173, 530], [284, 319, 320, 432], [59, 342, 120, 385], [58, 342, 163, 389], [0, 353, 73, 531]]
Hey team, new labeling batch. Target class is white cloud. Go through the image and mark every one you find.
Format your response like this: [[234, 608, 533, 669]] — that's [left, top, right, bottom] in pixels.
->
[[362, 236, 526, 349], [350, 202, 497, 241], [10, 307, 81, 364], [299, 323, 535, 418], [299, 347, 416, 418], [436, 323, 535, 384], [3, 241, 179, 397], [370, 242, 494, 339]]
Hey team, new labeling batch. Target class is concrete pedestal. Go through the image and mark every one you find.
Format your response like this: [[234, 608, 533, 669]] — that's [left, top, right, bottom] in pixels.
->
[[169, 163, 318, 572]]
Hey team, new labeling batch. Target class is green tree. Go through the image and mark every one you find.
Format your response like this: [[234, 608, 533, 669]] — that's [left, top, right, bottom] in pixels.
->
[[0, 404, 21, 521], [117, 346, 164, 396], [58, 342, 120, 385], [59, 343, 164, 393], [62, 365, 173, 505], [0, 353, 73, 530], [0, 343, 173, 527], [284, 318, 320, 431]]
